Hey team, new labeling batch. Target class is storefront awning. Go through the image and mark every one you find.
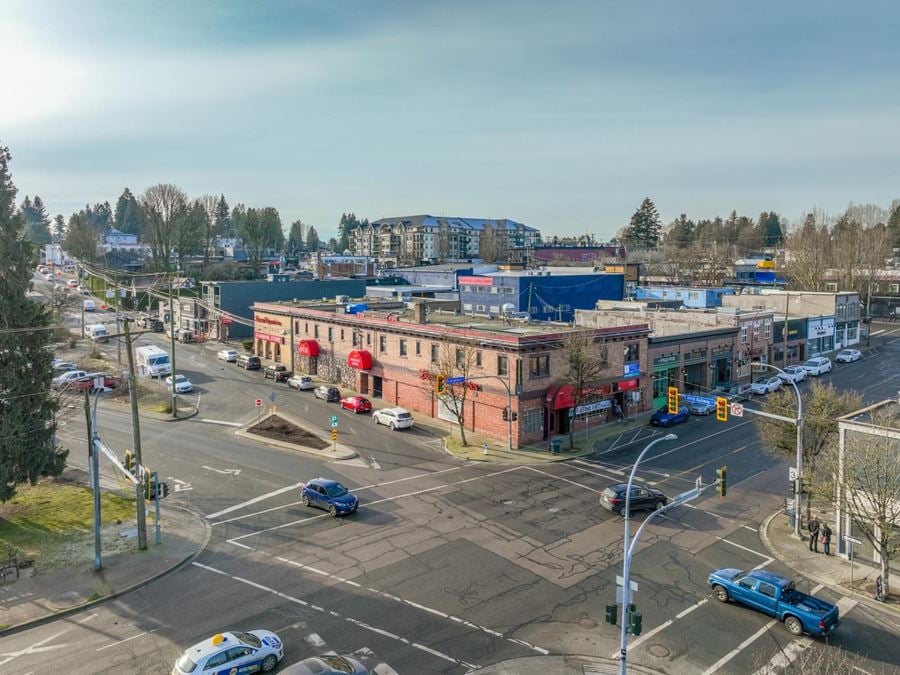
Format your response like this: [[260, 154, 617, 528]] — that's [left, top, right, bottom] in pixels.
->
[[347, 350, 372, 370], [296, 339, 319, 357], [545, 384, 575, 410]]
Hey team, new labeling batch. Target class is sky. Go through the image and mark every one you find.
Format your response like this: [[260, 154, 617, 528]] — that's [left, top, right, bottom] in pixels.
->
[[2, 0, 899, 239]]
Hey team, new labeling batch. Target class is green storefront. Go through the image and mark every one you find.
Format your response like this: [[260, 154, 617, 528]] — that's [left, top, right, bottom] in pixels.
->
[[652, 354, 680, 408]]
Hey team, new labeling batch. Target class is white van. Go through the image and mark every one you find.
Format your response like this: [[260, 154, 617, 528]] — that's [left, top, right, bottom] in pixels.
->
[[84, 324, 109, 343], [83, 299, 96, 312]]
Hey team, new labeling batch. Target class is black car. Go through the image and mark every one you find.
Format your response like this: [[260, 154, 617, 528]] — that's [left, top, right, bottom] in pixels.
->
[[237, 354, 262, 370], [600, 483, 668, 516], [264, 364, 290, 382], [314, 385, 341, 402]]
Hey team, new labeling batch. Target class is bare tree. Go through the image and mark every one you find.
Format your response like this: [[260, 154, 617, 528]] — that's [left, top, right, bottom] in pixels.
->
[[141, 184, 188, 270], [562, 330, 608, 449], [783, 213, 831, 291], [436, 220, 451, 263], [823, 411, 900, 598], [198, 194, 221, 266], [479, 222, 498, 263], [428, 340, 478, 446]]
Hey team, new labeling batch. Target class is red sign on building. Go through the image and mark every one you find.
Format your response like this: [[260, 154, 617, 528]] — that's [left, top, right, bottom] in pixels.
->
[[458, 276, 493, 286], [254, 331, 284, 344]]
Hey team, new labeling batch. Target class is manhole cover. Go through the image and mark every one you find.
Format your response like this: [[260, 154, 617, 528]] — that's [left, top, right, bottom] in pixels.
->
[[577, 616, 598, 629], [648, 644, 671, 658]]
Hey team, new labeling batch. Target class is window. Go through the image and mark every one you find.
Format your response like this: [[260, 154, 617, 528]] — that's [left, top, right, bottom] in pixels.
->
[[379, 335, 387, 352], [295, 320, 301, 333], [623, 344, 639, 362], [456, 348, 466, 368], [523, 408, 542, 434], [891, 283, 899, 294], [848, 326, 858, 340], [206, 652, 229, 668], [764, 319, 771, 339], [529, 354, 550, 378], [498, 355, 508, 376], [399, 339, 407, 356], [340, 329, 344, 341], [314, 325, 319, 339], [476, 304, 486, 312], [476, 351, 482, 367], [738, 578, 755, 591], [490, 305, 500, 313], [366, 333, 371, 346], [740, 325, 748, 344], [415, 341, 421, 356], [431, 344, 439, 364], [462, 303, 473, 311], [826, 282, 838, 292], [304, 322, 308, 334], [352, 331, 359, 347], [758, 583, 777, 598], [328, 327, 333, 342]]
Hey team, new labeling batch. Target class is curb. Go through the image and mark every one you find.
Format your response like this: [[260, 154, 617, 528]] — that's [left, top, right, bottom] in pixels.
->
[[759, 508, 900, 618], [0, 504, 213, 638], [233, 410, 358, 461]]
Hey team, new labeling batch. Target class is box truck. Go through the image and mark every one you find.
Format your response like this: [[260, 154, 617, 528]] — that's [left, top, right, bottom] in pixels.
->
[[135, 345, 172, 377]]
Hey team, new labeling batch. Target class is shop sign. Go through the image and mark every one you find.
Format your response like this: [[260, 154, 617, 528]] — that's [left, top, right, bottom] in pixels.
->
[[254, 331, 284, 344], [624, 362, 640, 377], [808, 317, 835, 338], [653, 354, 679, 367], [257, 316, 282, 326], [573, 400, 612, 416], [459, 276, 493, 286], [616, 378, 639, 392]]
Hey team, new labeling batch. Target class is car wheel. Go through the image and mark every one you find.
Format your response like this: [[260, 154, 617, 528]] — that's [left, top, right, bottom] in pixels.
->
[[389, 422, 396, 430], [301, 494, 310, 507], [712, 584, 729, 602], [654, 501, 665, 511], [373, 416, 380, 424], [261, 654, 278, 672], [784, 615, 803, 636], [329, 504, 338, 517], [618, 505, 628, 517]]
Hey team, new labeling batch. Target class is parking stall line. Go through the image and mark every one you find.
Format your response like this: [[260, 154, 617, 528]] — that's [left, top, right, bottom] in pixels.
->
[[190, 562, 479, 670]]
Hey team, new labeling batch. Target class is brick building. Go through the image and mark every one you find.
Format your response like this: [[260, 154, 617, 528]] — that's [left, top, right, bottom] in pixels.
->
[[251, 300, 650, 446]]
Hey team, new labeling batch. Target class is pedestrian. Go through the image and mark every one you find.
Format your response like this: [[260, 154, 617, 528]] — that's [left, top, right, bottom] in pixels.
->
[[821, 523, 832, 556], [614, 402, 624, 424], [807, 515, 820, 553]]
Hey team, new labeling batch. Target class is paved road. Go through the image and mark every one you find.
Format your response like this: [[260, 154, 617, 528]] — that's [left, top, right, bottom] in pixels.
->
[[17, 276, 900, 673]]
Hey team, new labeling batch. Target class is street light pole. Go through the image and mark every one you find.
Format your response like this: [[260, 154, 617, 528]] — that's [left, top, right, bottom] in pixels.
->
[[619, 433, 678, 674]]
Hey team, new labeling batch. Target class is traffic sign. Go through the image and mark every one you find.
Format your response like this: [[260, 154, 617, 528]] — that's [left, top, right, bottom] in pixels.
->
[[445, 376, 466, 385], [255, 398, 263, 407], [843, 534, 863, 546], [331, 415, 339, 425], [684, 394, 716, 406], [730, 402, 744, 417], [331, 429, 338, 441], [788, 466, 798, 482]]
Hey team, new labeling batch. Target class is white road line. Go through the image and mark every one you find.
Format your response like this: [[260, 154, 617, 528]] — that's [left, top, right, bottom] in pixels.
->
[[212, 501, 304, 526], [566, 463, 629, 482], [523, 466, 601, 493], [611, 598, 708, 659], [715, 535, 773, 561], [95, 629, 157, 652], [276, 554, 549, 655], [645, 421, 756, 463], [0, 629, 71, 666], [228, 466, 523, 543], [191, 562, 478, 669], [205, 482, 306, 519], [752, 637, 813, 674], [836, 596, 858, 615], [702, 619, 778, 674], [197, 419, 244, 427]]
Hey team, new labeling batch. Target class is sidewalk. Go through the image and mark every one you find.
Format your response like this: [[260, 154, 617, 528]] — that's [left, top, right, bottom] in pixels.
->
[[760, 509, 898, 614], [469, 655, 664, 674], [0, 504, 210, 635]]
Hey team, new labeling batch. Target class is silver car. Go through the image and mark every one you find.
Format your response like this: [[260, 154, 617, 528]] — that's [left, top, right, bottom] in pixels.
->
[[279, 655, 370, 675]]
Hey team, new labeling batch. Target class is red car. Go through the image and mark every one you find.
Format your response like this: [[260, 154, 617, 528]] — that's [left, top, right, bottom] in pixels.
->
[[340, 396, 372, 414], [74, 373, 117, 392]]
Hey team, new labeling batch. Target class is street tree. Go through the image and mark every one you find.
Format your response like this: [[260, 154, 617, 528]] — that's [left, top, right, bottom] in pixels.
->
[[238, 207, 283, 274], [61, 212, 99, 262], [327, 236, 338, 251], [141, 183, 188, 269], [755, 381, 862, 525], [823, 411, 900, 598], [230, 203, 246, 239], [562, 330, 608, 449], [757, 211, 784, 247], [621, 197, 662, 250], [428, 341, 479, 447], [0, 143, 68, 501]]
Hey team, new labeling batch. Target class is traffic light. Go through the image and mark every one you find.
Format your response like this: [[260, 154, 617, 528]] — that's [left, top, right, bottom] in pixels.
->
[[716, 396, 728, 422], [628, 610, 643, 636], [159, 482, 170, 499], [502, 407, 509, 421], [667, 386, 679, 414], [435, 374, 446, 395], [144, 468, 153, 500], [511, 411, 518, 422], [717, 466, 727, 498], [605, 604, 617, 626], [124, 448, 135, 475]]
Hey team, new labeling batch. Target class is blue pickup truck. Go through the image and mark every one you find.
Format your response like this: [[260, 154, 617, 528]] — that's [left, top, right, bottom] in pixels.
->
[[707, 568, 840, 636]]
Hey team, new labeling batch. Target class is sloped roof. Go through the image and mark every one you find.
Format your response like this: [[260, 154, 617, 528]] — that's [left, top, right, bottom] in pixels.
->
[[371, 215, 537, 232]]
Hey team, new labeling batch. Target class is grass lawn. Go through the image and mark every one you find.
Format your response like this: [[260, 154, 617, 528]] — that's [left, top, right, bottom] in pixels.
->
[[0, 481, 134, 563]]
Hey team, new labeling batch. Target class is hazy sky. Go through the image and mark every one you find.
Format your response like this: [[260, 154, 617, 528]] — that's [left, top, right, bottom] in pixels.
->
[[3, 1, 899, 238]]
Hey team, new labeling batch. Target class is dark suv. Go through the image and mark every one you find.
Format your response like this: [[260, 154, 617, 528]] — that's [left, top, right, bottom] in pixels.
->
[[600, 483, 668, 516], [237, 354, 262, 370], [264, 364, 290, 382]]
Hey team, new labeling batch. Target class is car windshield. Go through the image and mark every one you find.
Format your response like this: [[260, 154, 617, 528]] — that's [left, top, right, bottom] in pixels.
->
[[232, 631, 261, 648], [175, 375, 187, 382], [318, 656, 354, 672], [324, 482, 349, 498], [803, 360, 819, 367], [175, 655, 197, 673], [753, 377, 768, 383]]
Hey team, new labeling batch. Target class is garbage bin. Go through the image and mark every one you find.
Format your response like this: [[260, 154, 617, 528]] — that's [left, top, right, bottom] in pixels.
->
[[551, 440, 561, 454]]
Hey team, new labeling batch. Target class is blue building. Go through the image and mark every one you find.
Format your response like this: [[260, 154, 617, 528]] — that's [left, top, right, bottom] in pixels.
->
[[634, 286, 733, 308], [458, 270, 624, 322]]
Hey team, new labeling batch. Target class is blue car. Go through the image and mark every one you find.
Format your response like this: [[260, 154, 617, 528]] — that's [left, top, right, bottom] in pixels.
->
[[650, 405, 689, 427], [301, 478, 359, 517]]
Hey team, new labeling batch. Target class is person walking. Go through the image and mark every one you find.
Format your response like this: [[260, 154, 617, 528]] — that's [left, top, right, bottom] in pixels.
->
[[822, 523, 832, 556], [808, 515, 820, 552], [614, 402, 624, 424]]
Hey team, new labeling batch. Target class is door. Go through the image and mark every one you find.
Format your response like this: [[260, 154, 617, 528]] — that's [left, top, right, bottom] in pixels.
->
[[755, 582, 779, 615], [373, 376, 383, 398], [360, 373, 369, 395]]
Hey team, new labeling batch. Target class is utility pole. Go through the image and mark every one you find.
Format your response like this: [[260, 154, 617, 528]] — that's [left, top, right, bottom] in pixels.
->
[[84, 390, 102, 571], [168, 279, 178, 418], [782, 292, 789, 368], [123, 319, 148, 550], [114, 274, 122, 366]]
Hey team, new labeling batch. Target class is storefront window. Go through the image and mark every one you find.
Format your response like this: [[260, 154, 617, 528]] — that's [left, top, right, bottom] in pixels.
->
[[523, 408, 542, 434], [652, 371, 669, 401]]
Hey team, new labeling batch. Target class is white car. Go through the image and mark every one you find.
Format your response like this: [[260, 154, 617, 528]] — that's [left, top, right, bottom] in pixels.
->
[[217, 349, 238, 362], [52, 370, 88, 389], [165, 374, 194, 393], [802, 357, 833, 376], [373, 407, 414, 430], [287, 374, 315, 390], [835, 349, 861, 363], [777, 365, 807, 383], [750, 376, 782, 395], [173, 630, 284, 675]]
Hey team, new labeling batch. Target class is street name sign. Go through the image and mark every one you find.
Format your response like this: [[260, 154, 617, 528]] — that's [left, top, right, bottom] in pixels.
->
[[445, 376, 466, 385]]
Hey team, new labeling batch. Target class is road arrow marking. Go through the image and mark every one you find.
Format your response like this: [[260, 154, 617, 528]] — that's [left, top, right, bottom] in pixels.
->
[[167, 477, 193, 492], [202, 466, 242, 476]]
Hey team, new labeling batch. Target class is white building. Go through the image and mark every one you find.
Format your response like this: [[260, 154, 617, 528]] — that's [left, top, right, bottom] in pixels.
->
[[103, 228, 141, 253]]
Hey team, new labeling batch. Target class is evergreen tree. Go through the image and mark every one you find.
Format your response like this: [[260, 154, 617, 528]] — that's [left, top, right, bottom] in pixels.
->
[[0, 144, 68, 501], [288, 219, 306, 254], [21, 194, 52, 244], [758, 211, 784, 247], [889, 202, 900, 249], [327, 237, 338, 251], [114, 188, 143, 234], [114, 188, 133, 229], [306, 225, 320, 252], [622, 197, 662, 249], [215, 194, 233, 238], [665, 214, 695, 246], [62, 212, 99, 262], [337, 212, 363, 252], [51, 214, 65, 240]]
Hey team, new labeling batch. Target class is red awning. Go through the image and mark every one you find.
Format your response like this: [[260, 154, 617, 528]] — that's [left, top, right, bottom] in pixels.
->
[[347, 350, 372, 370], [297, 339, 319, 357], [545, 383, 575, 410]]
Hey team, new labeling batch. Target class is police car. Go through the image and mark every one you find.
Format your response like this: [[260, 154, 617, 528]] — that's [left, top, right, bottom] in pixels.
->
[[172, 630, 284, 674]]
